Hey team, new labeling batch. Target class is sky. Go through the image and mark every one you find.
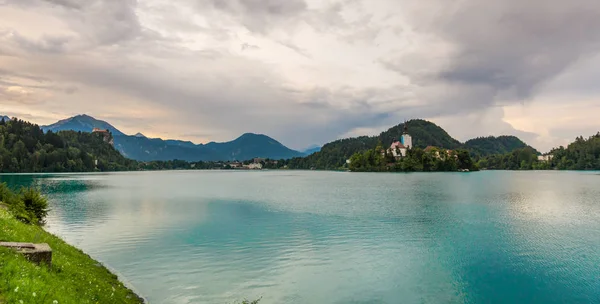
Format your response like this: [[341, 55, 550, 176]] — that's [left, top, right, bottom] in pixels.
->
[[1, 0, 599, 152]]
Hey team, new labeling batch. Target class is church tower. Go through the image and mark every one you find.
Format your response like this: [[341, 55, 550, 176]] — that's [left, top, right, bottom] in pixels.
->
[[401, 121, 412, 149]]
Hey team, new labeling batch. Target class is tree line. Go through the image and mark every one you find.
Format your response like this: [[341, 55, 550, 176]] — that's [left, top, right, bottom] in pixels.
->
[[347, 145, 477, 172], [476, 133, 600, 170], [0, 118, 137, 172], [2, 117, 599, 173]]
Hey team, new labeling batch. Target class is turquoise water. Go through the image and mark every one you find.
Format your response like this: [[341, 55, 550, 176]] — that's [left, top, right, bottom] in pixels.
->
[[2, 171, 600, 303]]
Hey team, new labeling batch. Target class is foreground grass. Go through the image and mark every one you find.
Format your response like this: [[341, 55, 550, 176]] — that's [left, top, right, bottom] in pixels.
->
[[0, 209, 143, 303]]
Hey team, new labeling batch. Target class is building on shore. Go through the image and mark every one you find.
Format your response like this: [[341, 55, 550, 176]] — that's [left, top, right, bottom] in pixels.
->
[[424, 146, 455, 159], [229, 162, 242, 169], [247, 163, 263, 170], [386, 122, 413, 158], [92, 128, 114, 145], [538, 154, 554, 162]]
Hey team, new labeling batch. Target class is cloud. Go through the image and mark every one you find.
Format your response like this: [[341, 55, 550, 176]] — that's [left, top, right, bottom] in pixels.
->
[[3, 0, 142, 46], [198, 0, 308, 33], [437, 0, 600, 97], [382, 0, 600, 102], [0, 0, 599, 151], [240, 42, 260, 51]]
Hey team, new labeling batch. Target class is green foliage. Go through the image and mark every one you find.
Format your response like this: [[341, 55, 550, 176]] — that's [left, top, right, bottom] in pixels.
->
[[348, 147, 478, 172], [477, 133, 600, 171], [19, 187, 48, 224], [0, 184, 49, 224], [0, 208, 144, 304], [0, 118, 136, 172], [476, 147, 539, 170], [549, 134, 600, 170], [465, 136, 538, 156], [287, 136, 377, 170]]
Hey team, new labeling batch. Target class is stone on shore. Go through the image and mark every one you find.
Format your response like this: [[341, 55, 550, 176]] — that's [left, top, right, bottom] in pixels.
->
[[0, 242, 52, 267]]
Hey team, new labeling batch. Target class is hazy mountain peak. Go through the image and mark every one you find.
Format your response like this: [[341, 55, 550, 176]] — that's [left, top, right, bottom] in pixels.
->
[[41, 116, 303, 161], [302, 145, 321, 155], [42, 114, 124, 136]]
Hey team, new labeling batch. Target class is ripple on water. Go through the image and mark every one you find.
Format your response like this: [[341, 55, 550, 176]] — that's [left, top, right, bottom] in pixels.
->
[[3, 171, 600, 304]]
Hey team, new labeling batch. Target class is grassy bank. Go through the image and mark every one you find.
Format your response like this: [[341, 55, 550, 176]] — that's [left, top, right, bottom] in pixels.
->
[[0, 207, 144, 303]]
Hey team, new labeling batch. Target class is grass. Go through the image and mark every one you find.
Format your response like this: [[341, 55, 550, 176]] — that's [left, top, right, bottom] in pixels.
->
[[0, 208, 144, 304]]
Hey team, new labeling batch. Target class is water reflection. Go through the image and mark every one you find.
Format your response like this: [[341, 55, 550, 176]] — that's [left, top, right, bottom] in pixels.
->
[[2, 171, 599, 304]]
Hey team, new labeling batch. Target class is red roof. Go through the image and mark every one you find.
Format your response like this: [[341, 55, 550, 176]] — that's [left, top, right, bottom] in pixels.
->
[[390, 141, 405, 149]]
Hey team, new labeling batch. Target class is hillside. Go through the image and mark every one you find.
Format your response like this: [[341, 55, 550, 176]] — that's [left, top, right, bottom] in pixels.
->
[[204, 133, 303, 161], [379, 119, 462, 150], [42, 114, 124, 136], [302, 145, 321, 155], [41, 115, 303, 161], [114, 133, 303, 161], [113, 136, 219, 161], [466, 136, 538, 156], [0, 119, 136, 172], [476, 133, 600, 170], [0, 185, 143, 303], [549, 133, 600, 169], [288, 136, 377, 169], [287, 119, 462, 169]]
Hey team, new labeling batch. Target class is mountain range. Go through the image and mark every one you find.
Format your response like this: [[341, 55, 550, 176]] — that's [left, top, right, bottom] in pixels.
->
[[9, 114, 536, 164], [302, 145, 322, 155], [41, 115, 304, 161]]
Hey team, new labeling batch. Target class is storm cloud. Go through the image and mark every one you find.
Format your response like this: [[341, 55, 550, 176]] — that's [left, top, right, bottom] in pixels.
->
[[0, 0, 599, 151]]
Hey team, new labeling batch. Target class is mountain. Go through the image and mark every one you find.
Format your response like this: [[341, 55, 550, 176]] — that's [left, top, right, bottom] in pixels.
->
[[204, 133, 303, 161], [0, 118, 135, 172], [286, 119, 534, 170], [0, 116, 11, 122], [113, 135, 219, 161], [378, 119, 462, 150], [465, 136, 539, 156], [302, 145, 321, 155], [42, 114, 124, 136], [41, 115, 303, 161], [113, 133, 303, 161]]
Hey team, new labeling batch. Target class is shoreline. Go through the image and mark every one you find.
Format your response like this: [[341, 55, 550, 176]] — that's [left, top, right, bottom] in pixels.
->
[[0, 208, 146, 303], [2, 167, 600, 175]]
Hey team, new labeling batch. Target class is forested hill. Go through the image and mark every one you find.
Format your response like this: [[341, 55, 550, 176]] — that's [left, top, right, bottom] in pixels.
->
[[287, 119, 463, 169], [549, 134, 600, 169], [379, 119, 462, 150], [465, 136, 538, 156], [477, 133, 600, 170], [286, 119, 540, 170], [0, 119, 136, 172]]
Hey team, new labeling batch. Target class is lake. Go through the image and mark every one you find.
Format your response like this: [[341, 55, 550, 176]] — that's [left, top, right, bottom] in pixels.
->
[[1, 171, 600, 303]]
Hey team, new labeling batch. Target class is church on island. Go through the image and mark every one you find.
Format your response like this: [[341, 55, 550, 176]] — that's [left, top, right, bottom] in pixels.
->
[[387, 123, 412, 158]]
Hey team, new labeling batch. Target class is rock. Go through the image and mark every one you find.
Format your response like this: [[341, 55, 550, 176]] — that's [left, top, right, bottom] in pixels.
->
[[0, 242, 52, 267]]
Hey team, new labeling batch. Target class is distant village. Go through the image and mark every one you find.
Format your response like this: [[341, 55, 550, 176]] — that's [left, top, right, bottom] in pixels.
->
[[219, 158, 273, 170]]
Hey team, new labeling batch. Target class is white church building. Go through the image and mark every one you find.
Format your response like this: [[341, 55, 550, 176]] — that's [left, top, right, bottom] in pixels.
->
[[388, 123, 412, 158]]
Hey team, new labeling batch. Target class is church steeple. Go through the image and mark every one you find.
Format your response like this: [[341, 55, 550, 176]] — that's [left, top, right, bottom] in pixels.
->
[[401, 120, 412, 149]]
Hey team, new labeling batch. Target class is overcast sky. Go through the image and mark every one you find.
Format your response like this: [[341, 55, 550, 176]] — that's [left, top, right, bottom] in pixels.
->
[[1, 0, 599, 152]]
